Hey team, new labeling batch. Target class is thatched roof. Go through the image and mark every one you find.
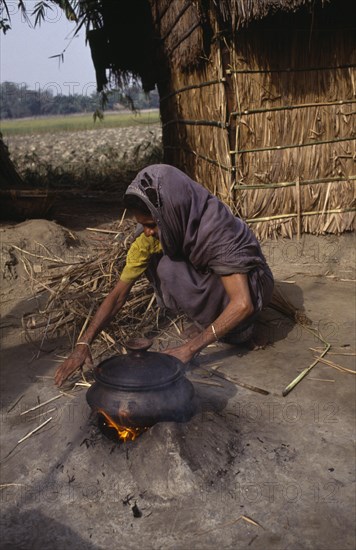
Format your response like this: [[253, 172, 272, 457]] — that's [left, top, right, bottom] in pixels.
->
[[89, 0, 332, 92], [217, 0, 329, 28]]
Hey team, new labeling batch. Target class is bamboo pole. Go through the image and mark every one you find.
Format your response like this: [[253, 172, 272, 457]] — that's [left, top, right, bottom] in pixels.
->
[[163, 119, 227, 129], [226, 64, 356, 74], [246, 207, 356, 224], [296, 177, 301, 240], [233, 175, 356, 190], [230, 136, 354, 154], [231, 99, 356, 116]]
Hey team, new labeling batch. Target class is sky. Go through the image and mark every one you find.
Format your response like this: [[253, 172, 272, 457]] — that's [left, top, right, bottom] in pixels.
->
[[0, 0, 97, 96]]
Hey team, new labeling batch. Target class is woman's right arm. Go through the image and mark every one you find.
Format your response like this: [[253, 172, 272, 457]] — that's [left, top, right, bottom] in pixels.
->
[[54, 279, 133, 386]]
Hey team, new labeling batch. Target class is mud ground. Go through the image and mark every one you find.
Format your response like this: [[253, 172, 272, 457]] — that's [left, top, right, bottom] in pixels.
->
[[0, 204, 355, 550]]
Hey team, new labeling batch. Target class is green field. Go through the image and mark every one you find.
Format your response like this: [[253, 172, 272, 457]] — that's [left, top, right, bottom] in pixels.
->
[[0, 110, 160, 136]]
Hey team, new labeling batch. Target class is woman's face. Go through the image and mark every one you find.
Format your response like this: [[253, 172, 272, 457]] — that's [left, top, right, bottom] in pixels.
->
[[134, 211, 160, 240]]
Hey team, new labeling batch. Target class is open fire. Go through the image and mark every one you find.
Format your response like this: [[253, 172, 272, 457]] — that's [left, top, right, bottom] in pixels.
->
[[98, 409, 148, 442]]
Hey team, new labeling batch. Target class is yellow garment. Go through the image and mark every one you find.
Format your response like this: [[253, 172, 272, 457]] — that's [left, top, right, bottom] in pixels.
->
[[120, 233, 162, 283]]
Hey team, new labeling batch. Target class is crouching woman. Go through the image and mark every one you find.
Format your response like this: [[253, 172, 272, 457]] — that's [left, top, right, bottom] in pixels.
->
[[55, 164, 273, 386]]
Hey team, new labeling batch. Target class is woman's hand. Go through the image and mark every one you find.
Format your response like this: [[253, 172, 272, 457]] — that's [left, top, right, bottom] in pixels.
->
[[161, 343, 196, 364], [54, 346, 93, 387], [163, 274, 254, 363], [53, 279, 133, 387]]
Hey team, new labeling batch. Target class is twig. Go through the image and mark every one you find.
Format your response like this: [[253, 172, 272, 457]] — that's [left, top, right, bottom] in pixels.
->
[[170, 317, 182, 336], [188, 377, 223, 388], [7, 394, 24, 413], [240, 515, 264, 529], [20, 394, 63, 416], [313, 356, 356, 375], [194, 514, 263, 537], [283, 331, 331, 396], [36, 315, 51, 359], [198, 365, 269, 395], [77, 304, 94, 341], [11, 245, 71, 265], [310, 347, 355, 356], [86, 227, 121, 235], [117, 209, 127, 228], [17, 417, 53, 444], [307, 378, 335, 382], [296, 177, 301, 240], [28, 408, 56, 421]]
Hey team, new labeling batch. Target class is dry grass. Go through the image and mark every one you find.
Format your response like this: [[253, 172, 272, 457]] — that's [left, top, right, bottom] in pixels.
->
[[20, 219, 163, 363]]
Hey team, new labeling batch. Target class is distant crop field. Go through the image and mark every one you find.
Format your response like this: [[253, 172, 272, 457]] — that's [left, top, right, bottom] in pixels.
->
[[0, 110, 160, 136]]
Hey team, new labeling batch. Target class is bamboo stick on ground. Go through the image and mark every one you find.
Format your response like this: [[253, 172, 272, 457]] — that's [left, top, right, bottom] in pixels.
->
[[86, 227, 122, 234], [313, 356, 356, 374], [17, 417, 53, 444], [283, 341, 331, 396], [197, 365, 269, 395], [20, 395, 63, 416]]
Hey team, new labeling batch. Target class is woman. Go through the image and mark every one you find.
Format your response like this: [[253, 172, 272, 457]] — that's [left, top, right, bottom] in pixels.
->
[[55, 164, 273, 387]]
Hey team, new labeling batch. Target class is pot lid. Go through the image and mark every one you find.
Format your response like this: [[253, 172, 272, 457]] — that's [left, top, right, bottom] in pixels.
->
[[94, 338, 185, 391]]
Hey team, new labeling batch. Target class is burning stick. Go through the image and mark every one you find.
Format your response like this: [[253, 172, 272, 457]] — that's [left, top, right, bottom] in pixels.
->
[[98, 409, 147, 442]]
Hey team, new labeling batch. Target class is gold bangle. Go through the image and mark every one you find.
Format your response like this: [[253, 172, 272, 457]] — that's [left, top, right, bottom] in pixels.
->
[[76, 341, 90, 348], [211, 324, 218, 341]]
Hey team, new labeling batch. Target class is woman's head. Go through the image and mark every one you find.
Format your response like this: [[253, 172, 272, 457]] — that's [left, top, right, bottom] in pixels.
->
[[123, 191, 159, 240], [124, 164, 213, 256]]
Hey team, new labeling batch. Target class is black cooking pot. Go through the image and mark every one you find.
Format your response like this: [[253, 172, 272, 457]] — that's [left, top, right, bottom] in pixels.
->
[[86, 338, 195, 427]]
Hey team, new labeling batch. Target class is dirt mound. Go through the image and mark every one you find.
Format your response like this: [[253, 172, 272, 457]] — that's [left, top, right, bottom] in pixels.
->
[[0, 219, 87, 295]]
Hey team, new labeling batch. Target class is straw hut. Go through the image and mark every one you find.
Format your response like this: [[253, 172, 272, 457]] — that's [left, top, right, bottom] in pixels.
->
[[88, 0, 355, 237]]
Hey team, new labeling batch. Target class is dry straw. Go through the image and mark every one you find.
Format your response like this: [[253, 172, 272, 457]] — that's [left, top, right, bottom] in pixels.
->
[[20, 220, 162, 367]]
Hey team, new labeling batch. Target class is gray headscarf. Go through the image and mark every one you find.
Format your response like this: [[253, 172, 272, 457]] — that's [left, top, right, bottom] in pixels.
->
[[125, 164, 268, 276]]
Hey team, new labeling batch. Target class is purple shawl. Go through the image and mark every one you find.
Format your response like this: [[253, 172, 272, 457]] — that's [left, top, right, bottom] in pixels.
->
[[125, 164, 268, 276]]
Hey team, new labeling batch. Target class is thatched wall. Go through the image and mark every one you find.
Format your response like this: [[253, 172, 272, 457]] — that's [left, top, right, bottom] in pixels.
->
[[149, 0, 356, 237]]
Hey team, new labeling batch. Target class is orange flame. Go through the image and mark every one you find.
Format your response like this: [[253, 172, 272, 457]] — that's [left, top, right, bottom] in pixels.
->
[[98, 409, 147, 442]]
